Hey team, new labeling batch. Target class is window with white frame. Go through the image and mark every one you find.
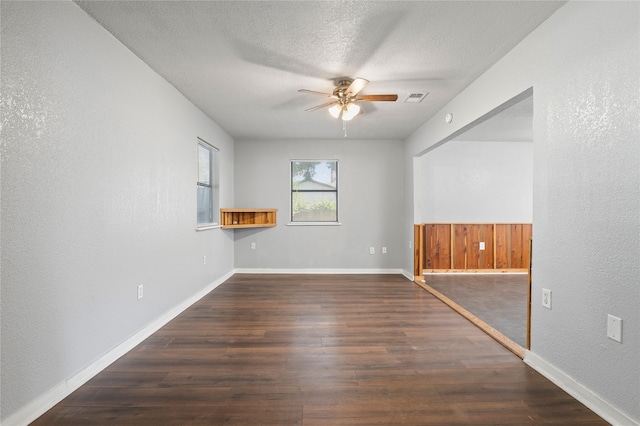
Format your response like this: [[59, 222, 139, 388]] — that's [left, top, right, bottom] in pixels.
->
[[291, 160, 338, 222], [197, 139, 219, 227]]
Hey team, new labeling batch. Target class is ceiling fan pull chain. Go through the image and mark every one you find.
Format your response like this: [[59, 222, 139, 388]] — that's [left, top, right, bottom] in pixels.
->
[[343, 120, 347, 138]]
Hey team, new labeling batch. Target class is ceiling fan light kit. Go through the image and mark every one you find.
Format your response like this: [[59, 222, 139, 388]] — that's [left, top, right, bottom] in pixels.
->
[[328, 104, 342, 119], [342, 103, 360, 121], [329, 102, 361, 121]]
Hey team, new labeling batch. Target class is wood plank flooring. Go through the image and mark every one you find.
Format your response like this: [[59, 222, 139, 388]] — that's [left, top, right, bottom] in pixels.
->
[[423, 273, 529, 348], [32, 274, 606, 425]]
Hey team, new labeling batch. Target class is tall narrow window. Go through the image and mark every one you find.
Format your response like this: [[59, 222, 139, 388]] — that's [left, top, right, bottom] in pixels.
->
[[291, 160, 338, 222], [197, 139, 219, 226]]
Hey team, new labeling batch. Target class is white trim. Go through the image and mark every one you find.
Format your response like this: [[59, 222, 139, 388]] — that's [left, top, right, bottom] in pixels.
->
[[424, 271, 528, 275], [401, 270, 414, 281], [524, 350, 638, 426], [286, 222, 342, 226], [195, 224, 222, 231], [233, 268, 406, 275], [4, 271, 234, 426]]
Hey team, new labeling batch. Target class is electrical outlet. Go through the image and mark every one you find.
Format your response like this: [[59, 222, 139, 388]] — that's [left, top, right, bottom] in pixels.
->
[[251, 242, 256, 250], [369, 247, 375, 255], [382, 247, 387, 254], [409, 241, 412, 249], [137, 284, 144, 300], [607, 314, 622, 343], [479, 241, 485, 251], [542, 288, 551, 309], [203, 255, 207, 265]]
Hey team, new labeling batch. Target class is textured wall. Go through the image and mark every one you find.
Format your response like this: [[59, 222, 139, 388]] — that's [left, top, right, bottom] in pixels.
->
[[1, 1, 234, 421], [405, 1, 639, 422], [530, 2, 639, 420], [418, 140, 533, 223], [233, 139, 405, 272]]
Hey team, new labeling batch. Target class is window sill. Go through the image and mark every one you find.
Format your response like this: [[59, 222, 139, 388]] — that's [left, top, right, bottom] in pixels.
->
[[287, 222, 342, 226], [196, 224, 222, 231]]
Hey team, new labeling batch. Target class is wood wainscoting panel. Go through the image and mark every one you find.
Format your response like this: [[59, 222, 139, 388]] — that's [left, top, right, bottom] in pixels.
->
[[414, 224, 425, 278], [495, 224, 511, 269], [451, 224, 495, 269], [495, 224, 532, 269], [512, 224, 532, 268], [421, 223, 530, 273], [452, 224, 467, 269], [425, 224, 452, 269], [468, 223, 494, 269]]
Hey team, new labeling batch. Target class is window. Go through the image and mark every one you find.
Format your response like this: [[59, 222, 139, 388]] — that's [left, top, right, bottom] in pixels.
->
[[197, 139, 219, 226], [291, 160, 338, 222]]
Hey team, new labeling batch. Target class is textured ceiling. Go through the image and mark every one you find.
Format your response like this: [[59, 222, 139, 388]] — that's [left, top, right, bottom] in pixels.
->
[[75, 1, 564, 140]]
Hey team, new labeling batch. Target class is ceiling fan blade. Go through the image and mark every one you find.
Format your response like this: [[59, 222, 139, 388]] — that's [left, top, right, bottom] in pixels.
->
[[355, 94, 398, 102], [305, 100, 338, 112], [345, 78, 369, 96], [298, 89, 337, 98]]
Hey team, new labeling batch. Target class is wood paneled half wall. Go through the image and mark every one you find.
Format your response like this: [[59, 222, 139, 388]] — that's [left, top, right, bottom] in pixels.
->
[[414, 223, 532, 275]]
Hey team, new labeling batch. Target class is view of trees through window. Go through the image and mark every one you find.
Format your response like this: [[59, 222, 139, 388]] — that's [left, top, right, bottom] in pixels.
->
[[291, 160, 338, 222]]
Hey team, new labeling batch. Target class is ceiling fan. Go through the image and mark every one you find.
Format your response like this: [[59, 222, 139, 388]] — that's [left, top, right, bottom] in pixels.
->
[[299, 78, 398, 121]]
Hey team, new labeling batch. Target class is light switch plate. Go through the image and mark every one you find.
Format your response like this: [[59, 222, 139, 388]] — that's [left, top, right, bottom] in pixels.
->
[[607, 314, 622, 343]]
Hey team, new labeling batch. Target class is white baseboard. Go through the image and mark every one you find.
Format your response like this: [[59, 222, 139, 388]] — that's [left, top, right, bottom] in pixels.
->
[[3, 270, 234, 426], [524, 350, 638, 426], [233, 268, 406, 275], [424, 271, 528, 275], [233, 268, 415, 282]]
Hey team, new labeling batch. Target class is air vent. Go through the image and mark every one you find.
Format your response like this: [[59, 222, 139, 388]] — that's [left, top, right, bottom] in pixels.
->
[[403, 92, 429, 103]]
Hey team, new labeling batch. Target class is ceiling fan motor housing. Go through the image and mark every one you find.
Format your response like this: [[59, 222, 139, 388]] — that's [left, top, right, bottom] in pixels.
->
[[333, 80, 354, 101]]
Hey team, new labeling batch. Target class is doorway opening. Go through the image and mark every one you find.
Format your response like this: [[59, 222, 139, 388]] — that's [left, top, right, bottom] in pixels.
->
[[413, 89, 533, 357]]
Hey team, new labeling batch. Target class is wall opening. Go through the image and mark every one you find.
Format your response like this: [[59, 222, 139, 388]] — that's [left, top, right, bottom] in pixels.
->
[[414, 88, 534, 355]]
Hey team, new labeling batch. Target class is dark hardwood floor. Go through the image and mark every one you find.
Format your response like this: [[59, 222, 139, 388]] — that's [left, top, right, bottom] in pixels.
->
[[32, 274, 606, 425], [424, 273, 529, 348]]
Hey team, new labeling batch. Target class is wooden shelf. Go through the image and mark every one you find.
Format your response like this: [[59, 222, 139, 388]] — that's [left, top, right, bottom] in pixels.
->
[[220, 208, 277, 229]]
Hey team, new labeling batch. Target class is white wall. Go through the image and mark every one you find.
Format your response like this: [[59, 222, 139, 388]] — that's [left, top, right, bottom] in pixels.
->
[[418, 140, 532, 223], [0, 2, 235, 423], [405, 1, 639, 423], [233, 139, 405, 273]]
